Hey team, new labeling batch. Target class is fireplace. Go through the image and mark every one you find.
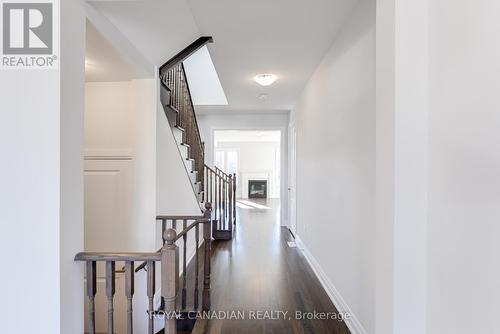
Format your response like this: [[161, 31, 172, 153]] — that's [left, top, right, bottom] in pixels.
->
[[248, 180, 267, 198]]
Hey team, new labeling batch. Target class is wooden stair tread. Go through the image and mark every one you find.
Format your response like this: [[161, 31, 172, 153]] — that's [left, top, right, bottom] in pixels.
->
[[192, 318, 208, 334], [166, 104, 180, 114]]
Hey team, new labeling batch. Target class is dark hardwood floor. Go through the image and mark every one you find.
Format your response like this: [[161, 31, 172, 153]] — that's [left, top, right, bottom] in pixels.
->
[[183, 199, 351, 334]]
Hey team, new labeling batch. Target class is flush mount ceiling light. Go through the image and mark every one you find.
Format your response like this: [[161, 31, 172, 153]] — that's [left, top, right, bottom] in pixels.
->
[[254, 73, 277, 86]]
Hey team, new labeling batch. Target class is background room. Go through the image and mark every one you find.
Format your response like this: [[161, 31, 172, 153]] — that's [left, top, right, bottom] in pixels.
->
[[213, 130, 281, 210]]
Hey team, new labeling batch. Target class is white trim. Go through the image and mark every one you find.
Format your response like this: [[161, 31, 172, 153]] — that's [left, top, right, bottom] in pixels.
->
[[84, 148, 133, 160], [295, 236, 367, 334], [287, 121, 297, 233], [196, 108, 290, 115]]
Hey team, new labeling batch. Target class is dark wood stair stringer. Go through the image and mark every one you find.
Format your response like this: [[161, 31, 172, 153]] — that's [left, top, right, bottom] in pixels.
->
[[158, 37, 214, 208]]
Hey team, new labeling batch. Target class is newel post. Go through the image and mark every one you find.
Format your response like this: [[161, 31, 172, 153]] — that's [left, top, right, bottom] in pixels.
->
[[162, 228, 178, 334], [228, 174, 233, 232], [233, 173, 237, 225], [203, 202, 213, 310]]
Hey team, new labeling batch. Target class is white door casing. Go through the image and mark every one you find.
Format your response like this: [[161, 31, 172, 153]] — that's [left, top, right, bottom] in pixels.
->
[[288, 123, 297, 236]]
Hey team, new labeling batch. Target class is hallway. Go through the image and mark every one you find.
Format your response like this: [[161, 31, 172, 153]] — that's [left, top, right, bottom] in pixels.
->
[[205, 199, 351, 334]]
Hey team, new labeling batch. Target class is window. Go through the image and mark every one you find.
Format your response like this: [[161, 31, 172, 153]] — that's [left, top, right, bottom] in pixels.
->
[[215, 149, 238, 179], [227, 151, 238, 175], [215, 151, 225, 170]]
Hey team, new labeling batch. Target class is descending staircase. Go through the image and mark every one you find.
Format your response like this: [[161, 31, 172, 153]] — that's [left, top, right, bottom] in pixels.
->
[[75, 37, 237, 334], [76, 210, 212, 334]]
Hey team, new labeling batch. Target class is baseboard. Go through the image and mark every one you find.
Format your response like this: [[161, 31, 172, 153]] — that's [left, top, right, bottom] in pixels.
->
[[295, 236, 367, 334]]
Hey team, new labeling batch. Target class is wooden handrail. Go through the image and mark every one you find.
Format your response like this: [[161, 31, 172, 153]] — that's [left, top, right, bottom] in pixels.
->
[[135, 216, 210, 273], [76, 36, 219, 333], [76, 204, 213, 334], [214, 166, 229, 176], [159, 36, 213, 75], [207, 166, 230, 184], [136, 212, 211, 272], [160, 52, 206, 201], [135, 249, 162, 272], [174, 219, 205, 242], [205, 165, 217, 174], [156, 215, 205, 221], [181, 61, 205, 163], [75, 252, 161, 262]]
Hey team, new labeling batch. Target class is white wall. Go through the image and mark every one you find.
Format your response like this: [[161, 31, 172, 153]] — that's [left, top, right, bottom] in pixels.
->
[[84, 78, 205, 333], [156, 87, 206, 324], [156, 99, 202, 217], [375, 1, 500, 333], [84, 79, 157, 333], [290, 1, 375, 333], [216, 141, 281, 198], [0, 57, 62, 334], [60, 1, 86, 332], [198, 112, 289, 223], [0, 0, 86, 332], [375, 0, 429, 333], [427, 1, 500, 333], [85, 80, 157, 252]]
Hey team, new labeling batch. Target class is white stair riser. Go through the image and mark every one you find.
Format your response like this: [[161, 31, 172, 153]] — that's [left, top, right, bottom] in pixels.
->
[[172, 127, 184, 143], [184, 159, 193, 172], [190, 172, 198, 184], [178, 144, 189, 159]]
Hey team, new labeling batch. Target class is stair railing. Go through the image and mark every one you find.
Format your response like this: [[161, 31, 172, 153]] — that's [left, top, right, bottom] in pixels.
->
[[75, 204, 212, 334], [204, 165, 236, 239], [159, 37, 213, 202]]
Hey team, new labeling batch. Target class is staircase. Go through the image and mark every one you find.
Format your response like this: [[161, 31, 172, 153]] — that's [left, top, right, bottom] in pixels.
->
[[75, 37, 237, 334], [76, 208, 212, 334], [159, 37, 236, 240], [204, 165, 236, 240]]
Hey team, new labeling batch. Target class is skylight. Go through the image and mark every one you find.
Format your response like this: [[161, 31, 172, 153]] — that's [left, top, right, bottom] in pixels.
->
[[182, 46, 228, 106]]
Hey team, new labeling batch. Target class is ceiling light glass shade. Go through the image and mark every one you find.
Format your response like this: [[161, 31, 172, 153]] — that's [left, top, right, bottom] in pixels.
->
[[254, 73, 277, 86]]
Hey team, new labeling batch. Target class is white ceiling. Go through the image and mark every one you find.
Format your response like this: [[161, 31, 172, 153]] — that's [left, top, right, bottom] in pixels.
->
[[90, 0, 200, 67], [85, 20, 151, 82], [88, 0, 358, 111], [187, 0, 358, 112]]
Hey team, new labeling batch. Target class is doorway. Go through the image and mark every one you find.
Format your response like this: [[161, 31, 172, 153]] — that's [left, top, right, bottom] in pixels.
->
[[213, 130, 282, 202]]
